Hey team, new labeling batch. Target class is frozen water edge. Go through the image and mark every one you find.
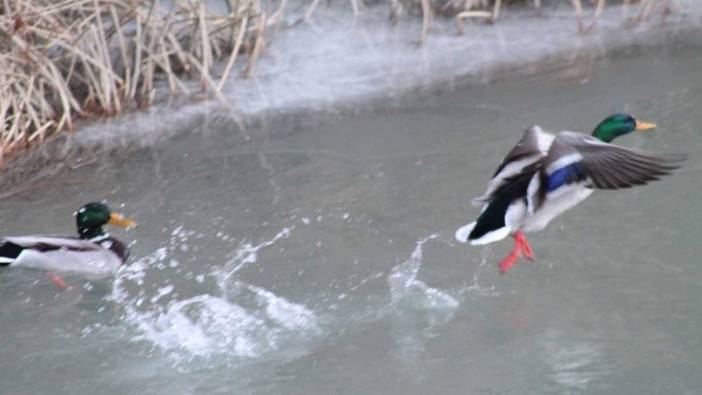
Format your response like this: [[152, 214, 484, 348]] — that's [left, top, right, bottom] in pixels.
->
[[27, 2, 702, 149]]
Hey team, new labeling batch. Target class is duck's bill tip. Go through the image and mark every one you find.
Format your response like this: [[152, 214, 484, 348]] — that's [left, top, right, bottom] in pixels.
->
[[109, 213, 137, 229], [635, 120, 657, 131]]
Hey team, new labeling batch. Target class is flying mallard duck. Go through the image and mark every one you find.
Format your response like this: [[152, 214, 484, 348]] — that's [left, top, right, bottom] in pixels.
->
[[455, 114, 684, 274], [0, 202, 136, 277]]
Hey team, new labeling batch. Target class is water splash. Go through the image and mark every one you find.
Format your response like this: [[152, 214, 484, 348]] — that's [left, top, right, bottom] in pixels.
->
[[216, 226, 293, 297], [234, 281, 318, 332], [459, 246, 499, 299], [386, 235, 460, 376], [108, 226, 320, 367], [132, 294, 263, 359], [388, 234, 459, 312]]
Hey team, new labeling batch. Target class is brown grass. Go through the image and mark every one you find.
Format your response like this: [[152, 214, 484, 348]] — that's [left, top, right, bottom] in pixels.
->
[[383, 0, 682, 42], [0, 0, 265, 167]]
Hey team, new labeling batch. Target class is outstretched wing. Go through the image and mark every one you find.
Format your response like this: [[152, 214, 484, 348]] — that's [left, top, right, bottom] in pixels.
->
[[472, 126, 554, 207], [530, 131, 685, 209]]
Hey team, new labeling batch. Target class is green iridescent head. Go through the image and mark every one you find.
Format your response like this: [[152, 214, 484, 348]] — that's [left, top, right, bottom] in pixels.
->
[[591, 113, 656, 143], [75, 202, 136, 239]]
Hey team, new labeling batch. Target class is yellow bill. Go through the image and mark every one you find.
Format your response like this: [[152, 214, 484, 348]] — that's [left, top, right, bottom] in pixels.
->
[[635, 120, 657, 131], [109, 213, 137, 229]]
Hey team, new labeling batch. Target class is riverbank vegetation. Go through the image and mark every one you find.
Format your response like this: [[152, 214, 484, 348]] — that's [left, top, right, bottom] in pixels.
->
[[381, 0, 682, 41], [0, 0, 266, 166], [0, 0, 682, 167]]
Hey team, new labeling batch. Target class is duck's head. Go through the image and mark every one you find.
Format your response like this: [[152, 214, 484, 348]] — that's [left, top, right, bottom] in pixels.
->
[[591, 113, 656, 143], [76, 202, 136, 240]]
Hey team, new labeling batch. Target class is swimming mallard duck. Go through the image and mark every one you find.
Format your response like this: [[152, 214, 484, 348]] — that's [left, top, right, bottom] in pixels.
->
[[0, 202, 136, 276], [455, 114, 684, 274]]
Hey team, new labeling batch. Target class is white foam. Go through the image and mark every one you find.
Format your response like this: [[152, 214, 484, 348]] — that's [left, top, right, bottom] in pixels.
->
[[238, 282, 318, 332], [132, 295, 267, 359], [107, 226, 320, 366]]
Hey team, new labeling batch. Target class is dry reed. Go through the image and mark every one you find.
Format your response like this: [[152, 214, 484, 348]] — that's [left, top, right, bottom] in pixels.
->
[[383, 0, 682, 42], [0, 0, 265, 167]]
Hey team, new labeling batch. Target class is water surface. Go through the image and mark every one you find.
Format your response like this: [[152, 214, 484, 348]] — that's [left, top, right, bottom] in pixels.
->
[[1, 33, 701, 395]]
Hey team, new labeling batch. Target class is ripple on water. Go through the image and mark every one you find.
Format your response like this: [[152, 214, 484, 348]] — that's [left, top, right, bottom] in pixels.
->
[[539, 329, 608, 392]]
